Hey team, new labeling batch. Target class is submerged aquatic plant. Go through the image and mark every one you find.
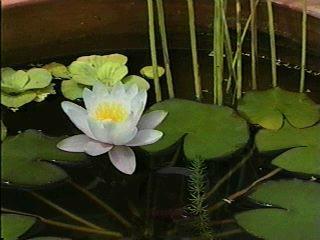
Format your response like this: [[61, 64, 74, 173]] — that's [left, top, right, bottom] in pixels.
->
[[1, 67, 55, 109], [187, 158, 214, 238], [57, 82, 167, 174]]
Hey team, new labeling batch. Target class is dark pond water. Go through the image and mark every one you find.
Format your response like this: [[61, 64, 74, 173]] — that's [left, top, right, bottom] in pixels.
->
[[2, 49, 320, 240]]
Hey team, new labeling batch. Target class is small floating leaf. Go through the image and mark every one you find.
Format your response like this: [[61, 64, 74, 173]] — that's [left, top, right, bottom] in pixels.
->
[[96, 62, 128, 85], [238, 88, 319, 130], [1, 91, 37, 108], [77, 54, 128, 66], [256, 122, 320, 176], [235, 179, 320, 240], [122, 75, 150, 90], [61, 80, 85, 100], [68, 61, 97, 85], [34, 83, 56, 102], [68, 54, 129, 86], [1, 213, 37, 240], [140, 66, 165, 79], [43, 62, 70, 79], [23, 68, 52, 90], [142, 99, 249, 161], [1, 68, 29, 93], [1, 130, 87, 187], [1, 121, 7, 141]]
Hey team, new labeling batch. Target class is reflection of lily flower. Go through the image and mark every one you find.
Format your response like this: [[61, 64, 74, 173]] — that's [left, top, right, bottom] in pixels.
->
[[57, 82, 167, 174]]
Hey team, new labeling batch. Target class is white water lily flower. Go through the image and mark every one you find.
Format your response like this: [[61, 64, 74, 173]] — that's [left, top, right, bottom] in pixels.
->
[[57, 82, 167, 175]]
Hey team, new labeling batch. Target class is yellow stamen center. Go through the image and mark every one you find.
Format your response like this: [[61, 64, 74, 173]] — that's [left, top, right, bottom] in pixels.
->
[[92, 103, 128, 123]]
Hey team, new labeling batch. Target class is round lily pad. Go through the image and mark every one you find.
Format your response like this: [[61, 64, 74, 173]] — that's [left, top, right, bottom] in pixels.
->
[[256, 122, 320, 176], [43, 62, 70, 79], [1, 91, 37, 108], [140, 66, 165, 79], [238, 88, 319, 130], [235, 179, 320, 240], [61, 80, 86, 100], [142, 99, 249, 161], [1, 213, 37, 240], [122, 75, 150, 90], [1, 130, 87, 187]]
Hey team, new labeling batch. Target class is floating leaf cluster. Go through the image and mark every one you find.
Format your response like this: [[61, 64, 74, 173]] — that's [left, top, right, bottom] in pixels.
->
[[1, 67, 55, 109], [46, 54, 151, 100]]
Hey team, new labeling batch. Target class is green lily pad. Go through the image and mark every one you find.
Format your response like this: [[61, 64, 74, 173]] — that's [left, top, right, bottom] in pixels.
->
[[77, 54, 128, 66], [140, 65, 165, 79], [1, 68, 52, 93], [1, 68, 29, 93], [1, 121, 7, 141], [95, 61, 128, 86], [43, 62, 70, 79], [1, 91, 37, 108], [122, 75, 150, 90], [238, 88, 319, 130], [68, 54, 128, 86], [23, 68, 52, 90], [61, 80, 85, 100], [1, 213, 37, 240], [256, 122, 320, 176], [1, 130, 87, 187], [235, 179, 320, 240], [142, 99, 249, 161], [34, 83, 56, 102]]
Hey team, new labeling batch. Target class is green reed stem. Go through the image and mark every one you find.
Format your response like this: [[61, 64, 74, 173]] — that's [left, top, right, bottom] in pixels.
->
[[267, 0, 277, 87], [147, 0, 162, 102], [250, 0, 258, 90], [67, 180, 132, 230], [156, 0, 175, 98], [29, 191, 104, 231], [208, 168, 282, 213], [213, 0, 224, 105], [205, 146, 255, 200], [1, 208, 123, 239], [222, 9, 237, 88], [236, 0, 242, 99], [300, 0, 307, 92], [187, 0, 202, 101], [226, 0, 260, 92]]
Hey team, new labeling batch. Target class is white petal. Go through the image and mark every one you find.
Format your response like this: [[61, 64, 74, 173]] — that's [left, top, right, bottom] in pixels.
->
[[138, 110, 168, 130], [84, 141, 113, 156], [61, 101, 95, 139], [57, 134, 91, 152], [109, 125, 138, 145], [108, 146, 136, 175], [92, 81, 110, 97], [88, 119, 113, 143], [125, 84, 139, 99], [130, 90, 147, 125], [82, 87, 96, 111], [126, 129, 163, 146], [111, 82, 126, 97]]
